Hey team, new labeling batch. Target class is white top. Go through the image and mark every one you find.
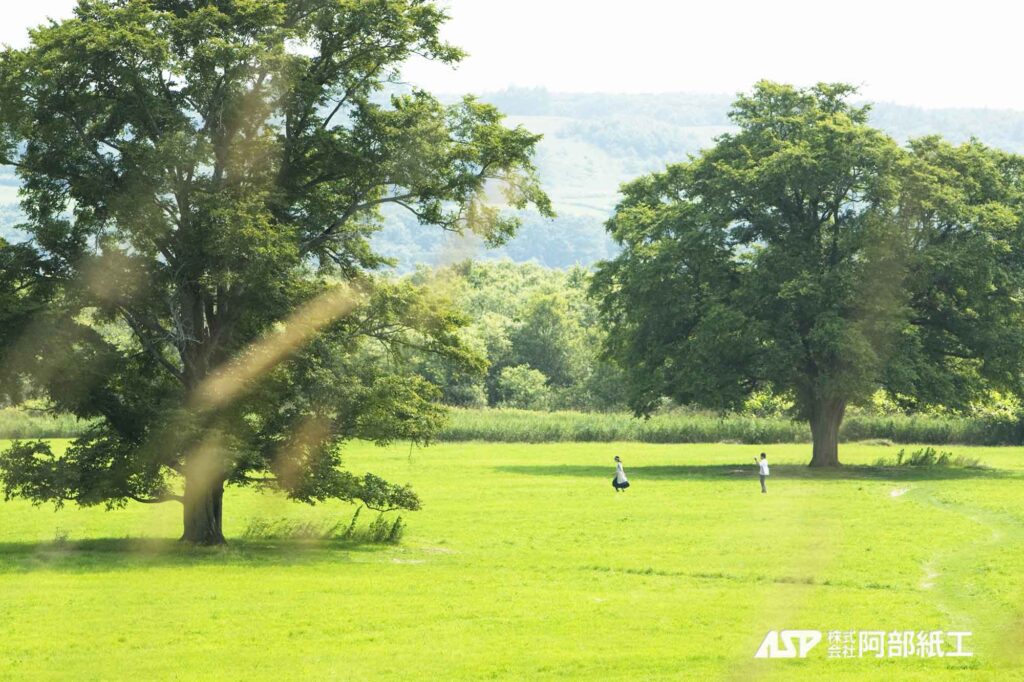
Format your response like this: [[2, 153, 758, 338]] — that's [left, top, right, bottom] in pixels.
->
[[615, 461, 628, 483], [758, 459, 769, 476]]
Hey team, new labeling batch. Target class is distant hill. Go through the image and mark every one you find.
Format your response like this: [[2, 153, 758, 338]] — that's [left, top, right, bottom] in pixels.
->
[[0, 167, 20, 243], [9, 88, 1024, 268], [374, 88, 1024, 271]]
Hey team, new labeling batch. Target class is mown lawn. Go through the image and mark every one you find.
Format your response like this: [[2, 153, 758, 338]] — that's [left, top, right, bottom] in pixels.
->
[[0, 440, 1022, 680]]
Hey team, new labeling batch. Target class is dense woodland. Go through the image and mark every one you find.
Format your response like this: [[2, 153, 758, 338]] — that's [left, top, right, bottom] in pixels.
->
[[398, 260, 1023, 426], [405, 261, 625, 411], [5, 253, 1022, 424], [8, 255, 1021, 444]]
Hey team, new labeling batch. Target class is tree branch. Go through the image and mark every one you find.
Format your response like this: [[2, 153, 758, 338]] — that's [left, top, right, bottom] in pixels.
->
[[129, 493, 184, 504], [300, 191, 420, 254], [118, 306, 186, 383]]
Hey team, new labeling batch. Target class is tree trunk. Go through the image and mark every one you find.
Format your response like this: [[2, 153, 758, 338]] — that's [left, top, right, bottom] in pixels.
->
[[809, 398, 846, 467], [181, 475, 226, 545]]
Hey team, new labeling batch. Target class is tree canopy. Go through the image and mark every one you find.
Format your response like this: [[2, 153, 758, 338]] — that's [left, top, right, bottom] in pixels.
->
[[0, 0, 550, 543], [592, 81, 1024, 466], [407, 260, 626, 411]]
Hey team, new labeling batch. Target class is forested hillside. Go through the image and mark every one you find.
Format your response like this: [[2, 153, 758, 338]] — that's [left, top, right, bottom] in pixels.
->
[[7, 87, 1024, 269], [380, 89, 1024, 269]]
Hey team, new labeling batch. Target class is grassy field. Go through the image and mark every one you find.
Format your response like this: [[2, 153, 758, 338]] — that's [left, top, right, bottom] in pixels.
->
[[1, 440, 1022, 680]]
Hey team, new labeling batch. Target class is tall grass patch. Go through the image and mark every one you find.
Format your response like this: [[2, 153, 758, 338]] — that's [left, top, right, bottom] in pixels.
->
[[3, 406, 1022, 446], [0, 407, 95, 439], [440, 408, 1024, 445]]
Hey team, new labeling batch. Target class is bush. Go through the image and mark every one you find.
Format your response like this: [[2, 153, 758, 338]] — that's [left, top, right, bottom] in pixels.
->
[[495, 365, 552, 410], [239, 506, 405, 544], [367, 513, 405, 544], [442, 381, 489, 409], [872, 447, 985, 469]]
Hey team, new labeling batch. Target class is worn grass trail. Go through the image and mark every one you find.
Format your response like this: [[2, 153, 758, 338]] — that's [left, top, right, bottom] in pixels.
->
[[0, 440, 1022, 680]]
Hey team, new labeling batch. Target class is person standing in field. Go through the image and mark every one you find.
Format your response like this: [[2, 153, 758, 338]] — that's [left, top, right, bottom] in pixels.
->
[[613, 455, 630, 492], [756, 453, 769, 494]]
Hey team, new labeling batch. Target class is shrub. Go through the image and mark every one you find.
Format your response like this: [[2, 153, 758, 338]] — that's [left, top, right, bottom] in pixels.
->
[[495, 365, 552, 410], [367, 513, 405, 544], [241, 506, 405, 544], [872, 447, 986, 469]]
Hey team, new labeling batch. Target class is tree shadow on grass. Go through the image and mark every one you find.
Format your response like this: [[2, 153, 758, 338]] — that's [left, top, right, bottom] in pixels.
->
[[0, 536, 394, 574], [495, 463, 1023, 482]]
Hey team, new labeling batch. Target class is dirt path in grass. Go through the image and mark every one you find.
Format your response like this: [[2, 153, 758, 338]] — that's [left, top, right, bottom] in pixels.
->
[[907, 485, 1024, 670], [723, 486, 845, 681]]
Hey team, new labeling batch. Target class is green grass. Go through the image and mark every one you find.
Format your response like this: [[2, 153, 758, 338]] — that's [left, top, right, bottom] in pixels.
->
[[1, 439, 1023, 680]]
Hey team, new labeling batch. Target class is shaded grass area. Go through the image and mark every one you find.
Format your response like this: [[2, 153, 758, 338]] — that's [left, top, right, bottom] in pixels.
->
[[0, 440, 1023, 680], [0, 537, 389, 574]]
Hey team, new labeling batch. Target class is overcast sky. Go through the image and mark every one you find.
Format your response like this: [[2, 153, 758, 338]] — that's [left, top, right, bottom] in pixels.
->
[[4, 1, 1021, 110]]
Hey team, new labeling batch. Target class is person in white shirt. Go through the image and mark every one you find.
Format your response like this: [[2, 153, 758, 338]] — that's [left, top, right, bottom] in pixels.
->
[[612, 455, 630, 492], [756, 453, 769, 493]]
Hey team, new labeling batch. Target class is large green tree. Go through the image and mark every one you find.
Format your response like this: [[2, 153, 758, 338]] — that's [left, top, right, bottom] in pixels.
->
[[593, 82, 1024, 466], [0, 0, 550, 543]]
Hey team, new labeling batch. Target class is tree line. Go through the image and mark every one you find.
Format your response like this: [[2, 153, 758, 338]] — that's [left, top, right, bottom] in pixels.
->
[[404, 261, 626, 412], [401, 258, 1024, 431]]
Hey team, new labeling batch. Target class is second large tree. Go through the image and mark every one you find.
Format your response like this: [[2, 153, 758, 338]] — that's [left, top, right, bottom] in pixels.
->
[[593, 82, 1024, 466]]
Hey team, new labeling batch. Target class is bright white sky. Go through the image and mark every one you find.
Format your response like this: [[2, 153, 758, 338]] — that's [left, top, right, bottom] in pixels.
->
[[4, 0, 1022, 110]]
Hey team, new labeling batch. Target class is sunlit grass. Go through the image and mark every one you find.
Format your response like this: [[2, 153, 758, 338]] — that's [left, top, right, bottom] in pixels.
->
[[0, 440, 1022, 679]]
